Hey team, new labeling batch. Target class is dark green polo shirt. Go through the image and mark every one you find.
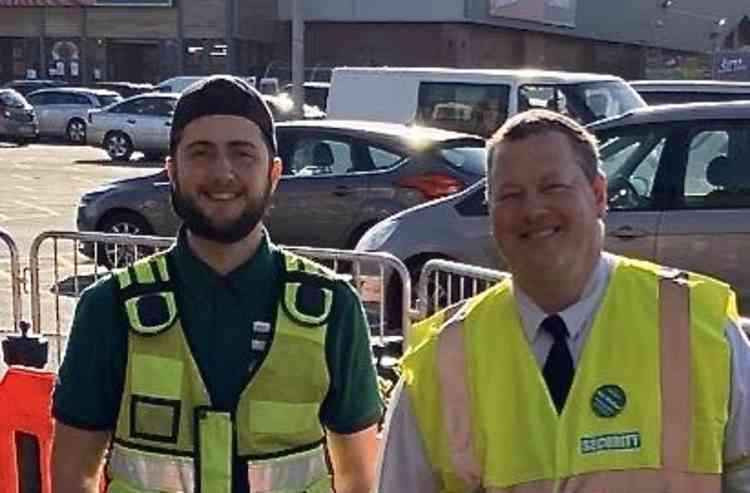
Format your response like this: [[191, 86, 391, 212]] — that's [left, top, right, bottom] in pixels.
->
[[53, 230, 383, 436]]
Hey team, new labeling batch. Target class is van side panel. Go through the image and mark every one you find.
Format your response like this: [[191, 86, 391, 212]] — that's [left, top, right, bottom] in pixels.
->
[[327, 72, 419, 122]]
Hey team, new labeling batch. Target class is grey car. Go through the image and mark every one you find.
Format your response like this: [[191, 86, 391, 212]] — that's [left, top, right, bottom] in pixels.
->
[[86, 93, 179, 161], [76, 120, 485, 266], [26, 87, 121, 143], [0, 89, 38, 143], [357, 101, 750, 315]]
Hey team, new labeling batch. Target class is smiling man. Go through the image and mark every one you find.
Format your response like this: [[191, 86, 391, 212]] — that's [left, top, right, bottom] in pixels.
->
[[376, 109, 750, 492], [51, 75, 382, 493]]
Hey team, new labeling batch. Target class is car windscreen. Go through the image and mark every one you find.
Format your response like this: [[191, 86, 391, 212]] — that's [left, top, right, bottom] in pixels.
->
[[0, 90, 26, 108], [97, 95, 121, 107], [438, 144, 487, 176], [559, 81, 645, 123]]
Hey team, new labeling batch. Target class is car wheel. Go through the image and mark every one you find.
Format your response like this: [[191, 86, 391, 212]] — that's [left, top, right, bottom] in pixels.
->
[[97, 211, 155, 268], [104, 132, 134, 161], [66, 119, 87, 144]]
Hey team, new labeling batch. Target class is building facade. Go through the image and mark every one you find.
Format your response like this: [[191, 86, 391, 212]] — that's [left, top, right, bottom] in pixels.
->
[[0, 0, 748, 85]]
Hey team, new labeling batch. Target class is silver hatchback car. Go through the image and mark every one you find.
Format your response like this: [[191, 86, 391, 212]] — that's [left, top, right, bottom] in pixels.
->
[[26, 87, 121, 143], [86, 93, 179, 161], [358, 101, 750, 315]]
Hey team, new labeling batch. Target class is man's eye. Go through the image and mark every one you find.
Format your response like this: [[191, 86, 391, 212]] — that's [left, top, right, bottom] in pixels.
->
[[544, 184, 567, 192], [498, 192, 520, 202]]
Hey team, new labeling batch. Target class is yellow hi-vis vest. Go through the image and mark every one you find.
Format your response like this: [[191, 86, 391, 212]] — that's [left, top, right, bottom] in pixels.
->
[[107, 249, 338, 493], [402, 256, 736, 493]]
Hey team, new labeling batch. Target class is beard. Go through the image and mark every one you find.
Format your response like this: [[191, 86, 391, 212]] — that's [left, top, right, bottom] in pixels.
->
[[171, 178, 272, 244]]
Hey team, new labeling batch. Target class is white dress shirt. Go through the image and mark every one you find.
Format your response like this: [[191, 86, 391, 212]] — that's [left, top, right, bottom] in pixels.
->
[[376, 253, 750, 493]]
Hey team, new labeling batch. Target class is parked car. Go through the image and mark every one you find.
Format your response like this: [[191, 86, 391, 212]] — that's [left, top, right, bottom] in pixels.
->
[[86, 92, 179, 161], [2, 79, 67, 97], [76, 120, 485, 266], [93, 81, 156, 99], [87, 92, 322, 161], [155, 75, 259, 93], [26, 87, 121, 143], [630, 80, 750, 105], [0, 88, 38, 143], [281, 81, 331, 110], [327, 67, 646, 136], [357, 101, 750, 316]]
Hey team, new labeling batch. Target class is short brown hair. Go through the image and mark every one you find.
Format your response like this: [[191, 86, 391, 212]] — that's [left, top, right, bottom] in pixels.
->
[[486, 109, 601, 189]]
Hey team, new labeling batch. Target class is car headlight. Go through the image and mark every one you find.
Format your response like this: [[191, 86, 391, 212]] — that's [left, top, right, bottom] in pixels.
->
[[356, 218, 399, 251]]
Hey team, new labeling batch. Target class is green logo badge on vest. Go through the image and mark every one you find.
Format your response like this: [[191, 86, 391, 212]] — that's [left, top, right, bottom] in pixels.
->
[[591, 385, 627, 418]]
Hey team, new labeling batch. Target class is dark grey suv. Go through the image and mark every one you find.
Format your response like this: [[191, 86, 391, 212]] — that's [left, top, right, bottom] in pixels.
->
[[76, 120, 485, 265]]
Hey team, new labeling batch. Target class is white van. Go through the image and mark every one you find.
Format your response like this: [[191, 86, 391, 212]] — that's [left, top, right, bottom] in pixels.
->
[[327, 67, 645, 137]]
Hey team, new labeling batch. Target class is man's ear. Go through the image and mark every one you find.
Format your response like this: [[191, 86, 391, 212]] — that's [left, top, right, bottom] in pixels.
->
[[592, 172, 608, 218], [166, 155, 176, 184], [269, 157, 283, 194]]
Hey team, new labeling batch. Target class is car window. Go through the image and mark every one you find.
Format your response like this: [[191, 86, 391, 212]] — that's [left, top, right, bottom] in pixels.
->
[[438, 145, 487, 176], [97, 95, 120, 107], [367, 146, 404, 171], [146, 99, 176, 117], [291, 137, 354, 176], [72, 94, 92, 106], [416, 82, 510, 137], [28, 93, 51, 105], [598, 131, 667, 210], [110, 99, 139, 114], [683, 127, 750, 208]]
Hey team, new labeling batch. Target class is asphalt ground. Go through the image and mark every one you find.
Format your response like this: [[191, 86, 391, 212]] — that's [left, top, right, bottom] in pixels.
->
[[0, 141, 160, 370]]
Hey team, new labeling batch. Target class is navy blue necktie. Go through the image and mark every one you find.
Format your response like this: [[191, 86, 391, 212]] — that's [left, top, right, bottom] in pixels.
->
[[541, 315, 574, 413]]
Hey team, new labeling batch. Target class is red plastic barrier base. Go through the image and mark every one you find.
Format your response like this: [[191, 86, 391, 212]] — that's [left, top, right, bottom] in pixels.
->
[[0, 367, 55, 493]]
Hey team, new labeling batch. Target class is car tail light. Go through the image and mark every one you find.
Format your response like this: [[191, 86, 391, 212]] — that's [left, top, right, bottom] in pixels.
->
[[397, 173, 465, 200]]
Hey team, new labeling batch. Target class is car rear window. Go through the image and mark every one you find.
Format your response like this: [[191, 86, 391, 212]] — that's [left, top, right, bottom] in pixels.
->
[[439, 145, 487, 176]]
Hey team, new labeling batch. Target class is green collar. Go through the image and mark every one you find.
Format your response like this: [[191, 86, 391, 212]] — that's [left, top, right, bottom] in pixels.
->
[[168, 227, 281, 303]]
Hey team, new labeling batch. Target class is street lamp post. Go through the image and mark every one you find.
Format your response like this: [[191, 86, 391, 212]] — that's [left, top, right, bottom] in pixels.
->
[[291, 0, 305, 118]]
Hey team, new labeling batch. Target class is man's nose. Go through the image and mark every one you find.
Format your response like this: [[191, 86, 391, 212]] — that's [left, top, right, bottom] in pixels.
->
[[521, 192, 547, 223], [213, 151, 237, 180]]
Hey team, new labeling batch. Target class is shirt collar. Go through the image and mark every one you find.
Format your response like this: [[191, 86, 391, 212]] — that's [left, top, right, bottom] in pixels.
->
[[169, 226, 279, 300], [514, 253, 616, 343]]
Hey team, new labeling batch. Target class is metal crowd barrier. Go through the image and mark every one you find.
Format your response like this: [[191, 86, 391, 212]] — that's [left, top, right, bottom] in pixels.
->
[[0, 227, 23, 334], [27, 231, 412, 371], [417, 258, 509, 318]]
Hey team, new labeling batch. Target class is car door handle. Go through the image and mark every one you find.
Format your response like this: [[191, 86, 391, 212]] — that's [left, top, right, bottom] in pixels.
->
[[164, 121, 171, 127], [126, 119, 136, 125], [333, 185, 351, 197], [610, 226, 649, 239]]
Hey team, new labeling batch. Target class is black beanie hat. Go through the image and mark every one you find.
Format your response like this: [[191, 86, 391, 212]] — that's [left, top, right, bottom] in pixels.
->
[[169, 75, 277, 156]]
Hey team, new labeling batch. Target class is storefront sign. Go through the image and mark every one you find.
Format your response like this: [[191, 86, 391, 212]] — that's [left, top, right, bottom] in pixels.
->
[[0, 0, 172, 6], [488, 0, 577, 27], [713, 51, 750, 81]]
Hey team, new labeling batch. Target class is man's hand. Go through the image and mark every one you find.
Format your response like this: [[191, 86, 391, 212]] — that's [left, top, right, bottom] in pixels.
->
[[52, 421, 111, 493], [327, 424, 379, 493]]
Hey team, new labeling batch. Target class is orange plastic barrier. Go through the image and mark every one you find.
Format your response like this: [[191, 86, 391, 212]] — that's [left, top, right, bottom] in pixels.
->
[[0, 367, 55, 493]]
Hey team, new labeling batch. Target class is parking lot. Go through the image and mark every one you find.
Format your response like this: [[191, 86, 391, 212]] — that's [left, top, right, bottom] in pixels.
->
[[0, 142, 160, 367]]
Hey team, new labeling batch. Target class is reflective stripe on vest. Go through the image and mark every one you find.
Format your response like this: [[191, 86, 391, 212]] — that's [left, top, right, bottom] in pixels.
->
[[108, 442, 330, 493], [404, 256, 732, 492], [110, 250, 334, 493]]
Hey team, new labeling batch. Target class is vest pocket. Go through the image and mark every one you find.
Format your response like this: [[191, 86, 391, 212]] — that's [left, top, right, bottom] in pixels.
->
[[130, 395, 181, 444], [248, 400, 320, 435]]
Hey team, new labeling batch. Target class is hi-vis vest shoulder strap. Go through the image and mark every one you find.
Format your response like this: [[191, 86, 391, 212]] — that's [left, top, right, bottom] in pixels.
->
[[115, 254, 177, 335], [403, 256, 734, 493], [110, 250, 336, 493]]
